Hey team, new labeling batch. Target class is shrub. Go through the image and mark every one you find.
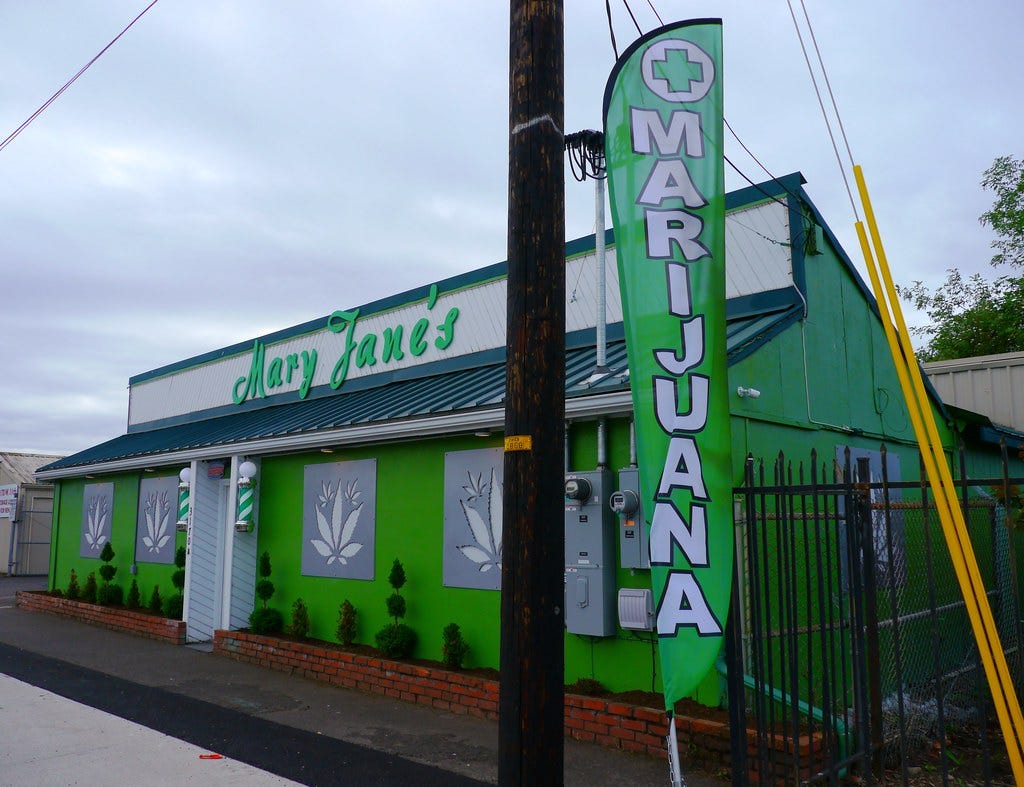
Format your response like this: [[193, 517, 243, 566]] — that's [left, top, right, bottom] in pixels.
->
[[81, 572, 98, 604], [256, 579, 275, 604], [98, 542, 117, 583], [164, 593, 184, 620], [66, 569, 81, 600], [165, 546, 186, 620], [385, 592, 406, 620], [126, 579, 141, 609], [442, 622, 470, 669], [290, 598, 310, 639], [375, 558, 416, 659], [148, 584, 163, 614], [96, 543, 121, 606], [248, 551, 282, 634], [97, 583, 124, 607], [172, 547, 186, 591], [337, 600, 357, 646], [249, 607, 283, 635], [388, 559, 406, 591], [255, 551, 275, 606], [376, 623, 417, 659]]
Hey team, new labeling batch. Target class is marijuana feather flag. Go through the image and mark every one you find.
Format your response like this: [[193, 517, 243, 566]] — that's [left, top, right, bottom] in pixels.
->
[[603, 19, 732, 710]]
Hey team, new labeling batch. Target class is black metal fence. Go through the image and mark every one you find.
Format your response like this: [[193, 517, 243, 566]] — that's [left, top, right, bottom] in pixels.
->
[[726, 444, 1023, 785]]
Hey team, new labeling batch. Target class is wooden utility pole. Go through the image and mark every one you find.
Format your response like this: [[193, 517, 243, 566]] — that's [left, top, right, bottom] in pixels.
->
[[500, 1, 565, 785]]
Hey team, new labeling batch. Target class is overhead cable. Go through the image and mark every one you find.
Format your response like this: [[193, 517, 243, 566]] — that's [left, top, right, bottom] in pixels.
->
[[620, 0, 643, 36], [0, 0, 161, 155], [784, 0, 859, 220], [645, 0, 664, 26], [798, 0, 855, 168], [603, 0, 619, 59]]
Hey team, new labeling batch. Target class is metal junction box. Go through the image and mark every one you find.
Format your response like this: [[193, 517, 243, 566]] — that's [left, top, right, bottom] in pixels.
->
[[564, 469, 616, 636], [617, 588, 654, 631], [611, 467, 649, 569]]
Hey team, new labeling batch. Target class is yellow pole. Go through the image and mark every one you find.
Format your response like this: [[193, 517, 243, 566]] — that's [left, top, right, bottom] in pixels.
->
[[852, 166, 1024, 781]]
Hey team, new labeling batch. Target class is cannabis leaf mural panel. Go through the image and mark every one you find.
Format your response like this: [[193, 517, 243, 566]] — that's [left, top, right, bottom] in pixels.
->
[[443, 447, 503, 591], [135, 476, 178, 564], [80, 482, 114, 558], [302, 459, 376, 579]]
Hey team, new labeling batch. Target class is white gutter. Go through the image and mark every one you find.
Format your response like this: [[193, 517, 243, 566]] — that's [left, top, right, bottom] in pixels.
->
[[35, 391, 635, 481]]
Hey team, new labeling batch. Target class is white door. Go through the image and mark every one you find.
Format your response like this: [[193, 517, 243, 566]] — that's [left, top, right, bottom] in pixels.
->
[[184, 467, 228, 642]]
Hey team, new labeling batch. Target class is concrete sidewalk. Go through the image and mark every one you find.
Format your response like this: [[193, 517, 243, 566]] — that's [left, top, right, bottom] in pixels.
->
[[0, 577, 729, 786], [0, 673, 300, 786]]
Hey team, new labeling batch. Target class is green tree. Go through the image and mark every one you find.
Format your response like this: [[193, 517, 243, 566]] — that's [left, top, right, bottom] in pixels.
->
[[900, 155, 1024, 361], [980, 155, 1024, 268], [901, 270, 1024, 362]]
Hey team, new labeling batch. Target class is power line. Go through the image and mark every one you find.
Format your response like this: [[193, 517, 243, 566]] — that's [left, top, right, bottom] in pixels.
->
[[784, 0, 859, 220], [603, 0, 620, 59], [620, 0, 643, 36], [645, 0, 664, 26], [723, 154, 789, 211], [797, 0, 855, 169], [0, 0, 161, 155]]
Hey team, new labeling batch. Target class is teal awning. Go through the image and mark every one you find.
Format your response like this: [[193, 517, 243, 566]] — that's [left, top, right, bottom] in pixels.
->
[[39, 306, 801, 476]]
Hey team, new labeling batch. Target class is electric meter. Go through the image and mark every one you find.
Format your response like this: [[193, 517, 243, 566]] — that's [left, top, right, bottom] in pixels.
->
[[564, 477, 592, 502], [609, 489, 638, 515]]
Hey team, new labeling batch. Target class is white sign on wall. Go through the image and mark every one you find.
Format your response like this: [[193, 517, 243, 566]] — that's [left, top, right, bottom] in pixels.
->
[[0, 484, 18, 519]]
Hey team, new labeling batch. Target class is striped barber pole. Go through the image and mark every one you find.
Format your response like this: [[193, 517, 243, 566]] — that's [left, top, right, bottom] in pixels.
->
[[235, 477, 255, 532], [176, 480, 190, 531]]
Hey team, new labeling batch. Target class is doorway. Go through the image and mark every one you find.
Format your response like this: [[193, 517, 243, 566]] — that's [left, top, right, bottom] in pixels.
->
[[184, 467, 228, 643]]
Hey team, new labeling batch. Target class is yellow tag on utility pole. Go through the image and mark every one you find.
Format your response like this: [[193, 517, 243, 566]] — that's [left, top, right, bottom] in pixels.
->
[[504, 435, 533, 452]]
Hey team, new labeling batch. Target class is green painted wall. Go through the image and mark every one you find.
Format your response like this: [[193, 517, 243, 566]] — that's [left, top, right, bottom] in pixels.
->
[[257, 435, 504, 674], [49, 473, 184, 605], [253, 421, 668, 695]]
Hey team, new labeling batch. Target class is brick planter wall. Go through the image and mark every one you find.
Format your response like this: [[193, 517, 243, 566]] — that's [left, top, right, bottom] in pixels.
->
[[16, 590, 186, 645], [214, 629, 819, 776]]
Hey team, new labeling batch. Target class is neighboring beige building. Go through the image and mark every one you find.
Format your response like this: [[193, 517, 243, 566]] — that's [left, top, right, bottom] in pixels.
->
[[0, 452, 62, 575], [925, 351, 1024, 433]]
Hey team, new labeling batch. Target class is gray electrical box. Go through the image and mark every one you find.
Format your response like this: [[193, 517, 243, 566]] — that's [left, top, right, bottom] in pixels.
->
[[612, 467, 649, 569], [564, 469, 616, 636]]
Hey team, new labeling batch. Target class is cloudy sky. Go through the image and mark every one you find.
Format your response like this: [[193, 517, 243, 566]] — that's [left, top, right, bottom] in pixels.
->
[[2, 1, 1021, 457]]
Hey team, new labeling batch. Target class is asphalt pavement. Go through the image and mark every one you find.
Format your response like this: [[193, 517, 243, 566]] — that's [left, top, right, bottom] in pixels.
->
[[0, 576, 729, 786]]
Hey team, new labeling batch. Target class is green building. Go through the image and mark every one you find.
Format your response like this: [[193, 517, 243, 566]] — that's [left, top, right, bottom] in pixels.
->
[[37, 173, 1022, 703]]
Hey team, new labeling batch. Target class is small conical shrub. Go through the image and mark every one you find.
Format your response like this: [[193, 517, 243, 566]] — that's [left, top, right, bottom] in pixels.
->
[[442, 622, 470, 669], [66, 569, 81, 600], [337, 599, 357, 646], [126, 578, 141, 609], [290, 598, 310, 639], [81, 572, 98, 604], [148, 584, 163, 614]]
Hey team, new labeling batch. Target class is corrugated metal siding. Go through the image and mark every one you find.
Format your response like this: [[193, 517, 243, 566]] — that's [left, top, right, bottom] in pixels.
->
[[725, 201, 793, 299], [1, 453, 63, 485], [925, 351, 1024, 431], [565, 249, 624, 329]]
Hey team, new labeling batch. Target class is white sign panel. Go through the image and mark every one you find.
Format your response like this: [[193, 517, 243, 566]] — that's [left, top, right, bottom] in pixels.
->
[[127, 251, 623, 427], [0, 485, 17, 519]]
